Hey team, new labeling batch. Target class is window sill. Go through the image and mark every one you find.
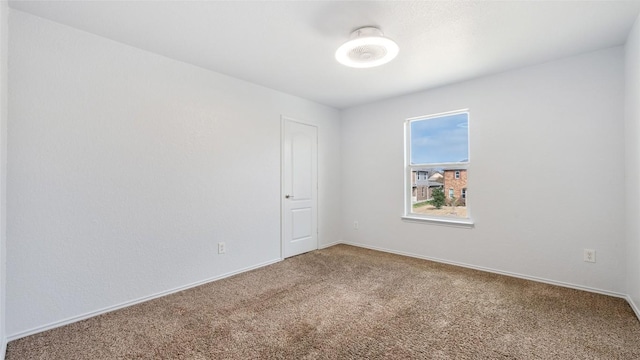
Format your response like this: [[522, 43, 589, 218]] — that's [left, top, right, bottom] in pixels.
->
[[401, 215, 474, 228]]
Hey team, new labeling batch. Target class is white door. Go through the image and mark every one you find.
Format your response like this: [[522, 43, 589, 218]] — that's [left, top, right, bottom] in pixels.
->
[[282, 118, 318, 258]]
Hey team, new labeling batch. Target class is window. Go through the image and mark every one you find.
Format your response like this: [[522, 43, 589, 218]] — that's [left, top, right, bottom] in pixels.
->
[[404, 110, 470, 223]]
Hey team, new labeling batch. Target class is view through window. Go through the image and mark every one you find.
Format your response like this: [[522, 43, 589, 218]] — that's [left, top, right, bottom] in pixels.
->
[[406, 111, 469, 221]]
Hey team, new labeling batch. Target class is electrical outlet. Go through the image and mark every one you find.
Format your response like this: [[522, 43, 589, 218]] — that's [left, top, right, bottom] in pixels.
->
[[354, 221, 358, 230], [218, 242, 226, 254], [584, 249, 596, 263]]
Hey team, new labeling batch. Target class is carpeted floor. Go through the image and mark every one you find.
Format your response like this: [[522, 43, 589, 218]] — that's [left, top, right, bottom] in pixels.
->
[[6, 244, 640, 359]]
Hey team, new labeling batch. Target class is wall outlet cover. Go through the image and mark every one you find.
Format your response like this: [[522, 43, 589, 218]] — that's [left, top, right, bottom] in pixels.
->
[[584, 249, 596, 263]]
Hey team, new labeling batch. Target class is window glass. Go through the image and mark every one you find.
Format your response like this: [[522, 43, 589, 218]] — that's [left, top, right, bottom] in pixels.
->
[[406, 111, 470, 221], [410, 112, 468, 165]]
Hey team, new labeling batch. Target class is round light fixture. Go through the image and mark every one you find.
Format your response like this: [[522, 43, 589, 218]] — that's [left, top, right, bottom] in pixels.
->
[[335, 26, 399, 68]]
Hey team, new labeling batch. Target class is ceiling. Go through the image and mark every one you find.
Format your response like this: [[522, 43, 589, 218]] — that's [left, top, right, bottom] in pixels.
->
[[8, 1, 640, 109]]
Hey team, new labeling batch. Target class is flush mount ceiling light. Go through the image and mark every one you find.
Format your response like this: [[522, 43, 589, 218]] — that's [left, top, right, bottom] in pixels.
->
[[335, 26, 399, 68]]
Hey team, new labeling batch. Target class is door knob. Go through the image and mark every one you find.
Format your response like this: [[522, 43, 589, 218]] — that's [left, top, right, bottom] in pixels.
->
[[285, 194, 294, 199]]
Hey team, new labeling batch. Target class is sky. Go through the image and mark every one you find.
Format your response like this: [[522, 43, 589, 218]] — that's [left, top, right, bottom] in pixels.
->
[[410, 112, 468, 164]]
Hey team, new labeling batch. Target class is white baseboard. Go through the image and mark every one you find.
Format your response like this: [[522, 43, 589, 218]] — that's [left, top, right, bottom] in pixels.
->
[[342, 241, 629, 300], [319, 240, 341, 249], [626, 294, 640, 320], [7, 258, 282, 342], [1, 336, 6, 360]]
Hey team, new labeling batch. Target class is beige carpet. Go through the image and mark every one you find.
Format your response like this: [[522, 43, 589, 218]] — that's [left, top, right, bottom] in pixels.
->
[[6, 244, 640, 359]]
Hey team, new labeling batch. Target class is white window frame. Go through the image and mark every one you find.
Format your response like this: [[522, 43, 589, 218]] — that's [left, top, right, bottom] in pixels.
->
[[402, 109, 473, 226], [455, 171, 460, 179]]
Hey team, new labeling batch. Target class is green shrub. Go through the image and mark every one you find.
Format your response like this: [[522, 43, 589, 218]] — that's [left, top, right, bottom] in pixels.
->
[[428, 188, 445, 209]]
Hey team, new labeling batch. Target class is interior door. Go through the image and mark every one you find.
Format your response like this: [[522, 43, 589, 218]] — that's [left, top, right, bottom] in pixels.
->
[[282, 118, 318, 258]]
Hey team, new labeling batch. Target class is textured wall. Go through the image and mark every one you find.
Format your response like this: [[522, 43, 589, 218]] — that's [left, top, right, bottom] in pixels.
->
[[625, 14, 640, 314], [0, 1, 7, 358], [7, 10, 341, 338], [341, 47, 626, 294]]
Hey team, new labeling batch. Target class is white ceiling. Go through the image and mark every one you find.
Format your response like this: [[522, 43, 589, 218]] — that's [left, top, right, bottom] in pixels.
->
[[9, 1, 640, 109]]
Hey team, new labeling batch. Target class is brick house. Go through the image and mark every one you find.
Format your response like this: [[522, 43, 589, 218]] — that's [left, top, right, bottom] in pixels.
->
[[412, 169, 443, 202], [443, 169, 467, 205]]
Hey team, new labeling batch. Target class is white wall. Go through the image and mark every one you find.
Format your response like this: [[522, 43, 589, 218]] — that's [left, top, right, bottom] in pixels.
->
[[625, 14, 640, 315], [341, 47, 626, 294], [6, 10, 341, 338], [0, 0, 7, 358]]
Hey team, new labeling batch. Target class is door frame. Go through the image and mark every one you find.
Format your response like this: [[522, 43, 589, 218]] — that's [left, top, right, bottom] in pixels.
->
[[280, 116, 318, 259]]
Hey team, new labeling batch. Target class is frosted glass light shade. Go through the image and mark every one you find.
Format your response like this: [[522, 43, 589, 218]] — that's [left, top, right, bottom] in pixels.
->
[[335, 27, 399, 68]]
